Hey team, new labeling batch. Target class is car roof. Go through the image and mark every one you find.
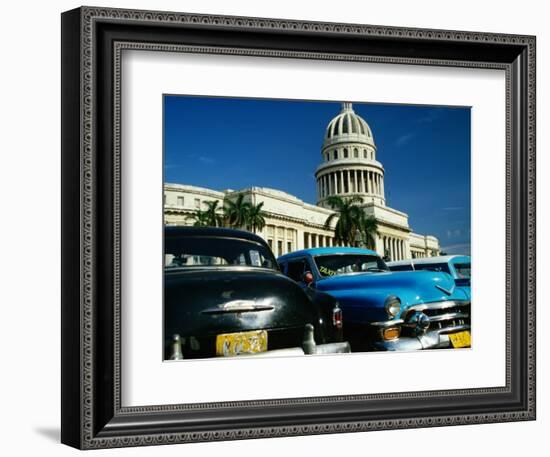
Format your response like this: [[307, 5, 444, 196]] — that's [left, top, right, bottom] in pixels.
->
[[278, 246, 378, 261], [388, 255, 470, 266], [164, 225, 266, 244], [386, 259, 414, 266]]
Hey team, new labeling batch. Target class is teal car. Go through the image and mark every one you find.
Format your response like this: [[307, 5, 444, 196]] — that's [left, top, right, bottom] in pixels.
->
[[277, 247, 471, 351], [387, 255, 471, 299]]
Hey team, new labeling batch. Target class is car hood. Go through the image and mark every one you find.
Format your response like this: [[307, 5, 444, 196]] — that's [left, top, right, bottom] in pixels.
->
[[315, 270, 465, 306], [164, 268, 317, 337]]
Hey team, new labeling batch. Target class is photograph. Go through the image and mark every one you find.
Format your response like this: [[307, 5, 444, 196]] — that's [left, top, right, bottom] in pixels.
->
[[57, 4, 536, 450], [163, 96, 472, 360]]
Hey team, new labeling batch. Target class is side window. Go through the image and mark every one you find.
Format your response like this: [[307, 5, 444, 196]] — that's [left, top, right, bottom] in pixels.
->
[[286, 260, 306, 282], [303, 258, 314, 274], [389, 265, 413, 272]]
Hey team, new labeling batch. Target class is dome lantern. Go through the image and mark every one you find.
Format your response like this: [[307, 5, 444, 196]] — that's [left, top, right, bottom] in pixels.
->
[[324, 102, 375, 146]]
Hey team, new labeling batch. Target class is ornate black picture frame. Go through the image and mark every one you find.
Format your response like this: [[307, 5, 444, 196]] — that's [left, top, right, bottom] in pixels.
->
[[61, 6, 536, 449]]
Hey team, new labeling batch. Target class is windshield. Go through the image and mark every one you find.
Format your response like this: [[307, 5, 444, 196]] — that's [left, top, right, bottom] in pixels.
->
[[413, 263, 451, 275], [314, 254, 388, 277], [165, 236, 277, 270], [453, 262, 471, 278], [388, 264, 414, 272]]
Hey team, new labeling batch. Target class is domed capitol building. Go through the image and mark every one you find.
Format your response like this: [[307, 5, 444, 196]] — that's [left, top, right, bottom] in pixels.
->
[[164, 102, 440, 261]]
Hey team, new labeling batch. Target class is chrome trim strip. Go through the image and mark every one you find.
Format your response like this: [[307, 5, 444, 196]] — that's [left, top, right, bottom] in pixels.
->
[[370, 319, 405, 328], [405, 300, 470, 314], [436, 324, 470, 335], [428, 312, 470, 323]]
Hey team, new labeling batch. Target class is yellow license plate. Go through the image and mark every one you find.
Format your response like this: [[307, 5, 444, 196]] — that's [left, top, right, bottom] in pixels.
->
[[216, 330, 268, 356], [449, 331, 471, 348]]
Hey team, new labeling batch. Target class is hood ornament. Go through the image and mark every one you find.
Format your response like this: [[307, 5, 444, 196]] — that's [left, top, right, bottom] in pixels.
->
[[435, 284, 455, 296]]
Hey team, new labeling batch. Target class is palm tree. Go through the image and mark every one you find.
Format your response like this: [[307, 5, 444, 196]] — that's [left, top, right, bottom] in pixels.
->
[[358, 213, 379, 250], [186, 209, 210, 227], [324, 195, 364, 246], [247, 202, 266, 234], [203, 200, 224, 227], [223, 194, 251, 229]]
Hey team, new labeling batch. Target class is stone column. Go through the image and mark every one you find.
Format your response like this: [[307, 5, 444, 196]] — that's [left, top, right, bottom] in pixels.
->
[[342, 170, 346, 194], [403, 238, 411, 259], [375, 234, 384, 257], [296, 229, 304, 250], [369, 171, 374, 194], [334, 172, 339, 195], [395, 238, 401, 260], [317, 178, 321, 200], [398, 239, 402, 260]]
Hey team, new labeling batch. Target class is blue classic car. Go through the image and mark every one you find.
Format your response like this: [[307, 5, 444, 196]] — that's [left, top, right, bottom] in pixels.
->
[[387, 255, 471, 299], [277, 247, 471, 351]]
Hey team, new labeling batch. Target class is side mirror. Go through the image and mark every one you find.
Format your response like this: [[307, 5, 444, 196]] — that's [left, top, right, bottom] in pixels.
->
[[302, 271, 314, 286]]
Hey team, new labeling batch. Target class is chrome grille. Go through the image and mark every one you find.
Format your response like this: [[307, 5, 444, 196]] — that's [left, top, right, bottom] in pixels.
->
[[404, 301, 470, 333]]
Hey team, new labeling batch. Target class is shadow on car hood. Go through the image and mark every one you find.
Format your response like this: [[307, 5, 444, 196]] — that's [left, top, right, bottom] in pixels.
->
[[316, 270, 460, 302]]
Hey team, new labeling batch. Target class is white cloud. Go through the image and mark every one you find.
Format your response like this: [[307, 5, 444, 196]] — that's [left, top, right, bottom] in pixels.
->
[[394, 132, 415, 147]]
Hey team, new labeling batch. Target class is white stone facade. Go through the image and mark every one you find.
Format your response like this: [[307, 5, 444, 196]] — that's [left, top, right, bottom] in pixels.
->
[[164, 103, 440, 260]]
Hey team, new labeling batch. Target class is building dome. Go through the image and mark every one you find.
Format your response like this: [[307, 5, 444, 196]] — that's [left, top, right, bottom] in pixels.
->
[[324, 102, 375, 147], [316, 102, 385, 208]]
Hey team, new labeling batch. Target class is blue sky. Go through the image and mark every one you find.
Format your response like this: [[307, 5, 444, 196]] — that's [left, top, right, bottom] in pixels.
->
[[164, 96, 471, 255]]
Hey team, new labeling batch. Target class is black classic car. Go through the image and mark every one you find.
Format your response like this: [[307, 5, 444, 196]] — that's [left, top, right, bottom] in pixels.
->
[[164, 226, 350, 359]]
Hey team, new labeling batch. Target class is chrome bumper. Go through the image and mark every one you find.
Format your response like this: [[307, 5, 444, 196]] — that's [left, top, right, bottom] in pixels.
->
[[239, 341, 351, 357], [372, 325, 470, 351]]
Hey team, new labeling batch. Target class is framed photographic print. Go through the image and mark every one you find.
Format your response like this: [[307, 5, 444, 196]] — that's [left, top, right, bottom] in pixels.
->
[[61, 6, 536, 449]]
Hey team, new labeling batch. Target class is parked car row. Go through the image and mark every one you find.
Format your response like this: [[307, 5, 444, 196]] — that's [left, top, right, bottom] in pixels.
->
[[164, 226, 471, 360], [278, 249, 471, 351]]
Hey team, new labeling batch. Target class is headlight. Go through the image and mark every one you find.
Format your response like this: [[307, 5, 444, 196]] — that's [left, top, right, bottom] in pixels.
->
[[384, 295, 401, 318]]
